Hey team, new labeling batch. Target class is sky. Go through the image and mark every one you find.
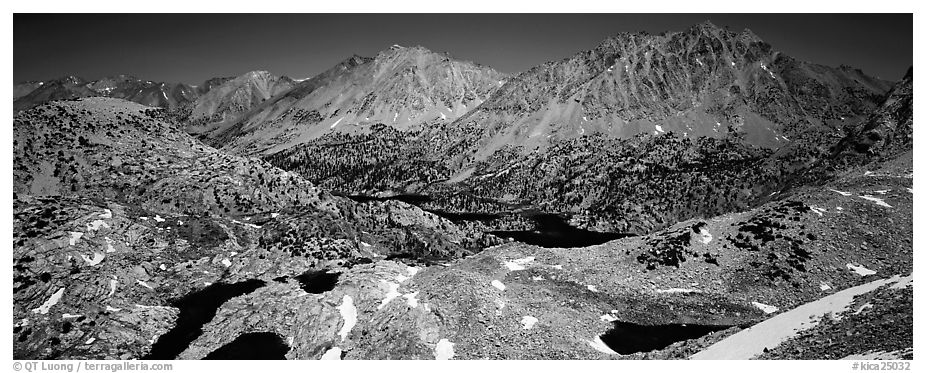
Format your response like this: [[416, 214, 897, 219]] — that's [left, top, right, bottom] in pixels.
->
[[14, 14, 913, 84]]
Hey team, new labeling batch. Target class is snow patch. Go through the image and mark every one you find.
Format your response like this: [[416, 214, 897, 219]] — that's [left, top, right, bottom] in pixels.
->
[[330, 117, 345, 129], [847, 263, 876, 276], [435, 339, 455, 360], [819, 282, 832, 291], [80, 252, 105, 266], [137, 280, 154, 290], [656, 288, 700, 294], [521, 315, 539, 329], [221, 258, 232, 267], [890, 276, 913, 289], [760, 63, 776, 78], [108, 278, 117, 297], [503, 256, 535, 271], [403, 292, 419, 308], [32, 288, 65, 314], [587, 285, 599, 292], [320, 347, 342, 360], [587, 336, 617, 354], [62, 313, 82, 319], [86, 220, 109, 232], [85, 337, 96, 345], [809, 205, 827, 216], [698, 228, 713, 244], [853, 303, 873, 315], [105, 306, 122, 312], [752, 301, 779, 314], [859, 195, 892, 208], [491, 280, 506, 291], [378, 280, 401, 309], [600, 312, 619, 322], [69, 232, 83, 246], [654, 125, 665, 133], [830, 189, 852, 196], [336, 295, 357, 341], [153, 215, 165, 223], [104, 237, 115, 253]]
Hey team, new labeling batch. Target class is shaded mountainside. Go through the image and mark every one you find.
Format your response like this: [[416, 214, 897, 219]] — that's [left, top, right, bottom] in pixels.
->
[[833, 67, 913, 162], [212, 45, 507, 155]]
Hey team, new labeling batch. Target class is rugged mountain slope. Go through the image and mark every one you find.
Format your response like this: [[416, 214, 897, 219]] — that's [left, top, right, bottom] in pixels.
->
[[14, 140, 911, 359], [264, 24, 900, 235], [13, 97, 505, 358], [833, 67, 913, 162], [213, 45, 507, 155], [185, 71, 296, 131], [429, 21, 890, 166], [14, 75, 203, 112]]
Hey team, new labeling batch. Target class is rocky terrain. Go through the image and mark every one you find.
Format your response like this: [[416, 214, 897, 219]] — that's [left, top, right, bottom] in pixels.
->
[[261, 23, 902, 236], [12, 98, 501, 359], [12, 21, 913, 360]]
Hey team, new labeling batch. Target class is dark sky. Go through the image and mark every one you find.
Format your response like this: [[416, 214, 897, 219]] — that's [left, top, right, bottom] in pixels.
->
[[14, 14, 913, 84]]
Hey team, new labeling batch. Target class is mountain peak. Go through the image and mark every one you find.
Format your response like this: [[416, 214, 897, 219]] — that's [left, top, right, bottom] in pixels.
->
[[692, 20, 721, 31], [243, 70, 273, 79]]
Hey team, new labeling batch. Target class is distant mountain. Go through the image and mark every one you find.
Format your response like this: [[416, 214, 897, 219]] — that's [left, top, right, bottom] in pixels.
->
[[427, 21, 892, 167], [185, 70, 296, 131], [13, 81, 45, 100], [13, 75, 205, 112], [262, 22, 903, 236], [211, 45, 507, 155], [833, 67, 913, 161]]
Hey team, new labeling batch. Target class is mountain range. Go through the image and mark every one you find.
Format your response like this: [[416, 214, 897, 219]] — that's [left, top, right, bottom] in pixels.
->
[[12, 21, 913, 360]]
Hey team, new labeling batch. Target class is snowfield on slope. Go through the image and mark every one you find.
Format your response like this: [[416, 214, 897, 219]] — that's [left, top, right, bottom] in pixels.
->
[[690, 274, 911, 359]]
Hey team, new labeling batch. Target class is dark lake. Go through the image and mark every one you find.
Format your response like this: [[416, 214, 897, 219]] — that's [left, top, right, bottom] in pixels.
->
[[341, 193, 433, 205], [144, 279, 266, 360], [344, 193, 633, 248], [599, 321, 733, 354], [489, 213, 634, 248], [203, 332, 290, 360]]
